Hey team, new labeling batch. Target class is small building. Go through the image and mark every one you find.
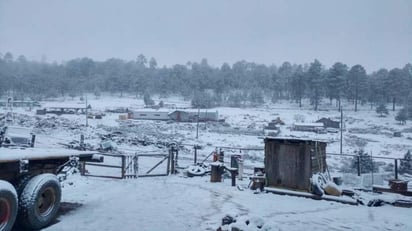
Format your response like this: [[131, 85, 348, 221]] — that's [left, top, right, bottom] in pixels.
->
[[316, 118, 340, 129], [0, 101, 41, 108], [271, 117, 285, 126], [264, 121, 280, 137], [105, 107, 129, 113], [393, 131, 402, 137], [264, 137, 327, 192], [292, 122, 324, 132], [128, 110, 170, 120], [36, 107, 89, 115]]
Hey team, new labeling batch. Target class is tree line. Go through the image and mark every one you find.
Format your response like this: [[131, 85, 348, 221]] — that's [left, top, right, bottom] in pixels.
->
[[0, 52, 411, 117]]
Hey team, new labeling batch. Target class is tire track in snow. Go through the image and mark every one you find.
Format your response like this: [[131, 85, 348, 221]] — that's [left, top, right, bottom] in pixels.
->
[[165, 180, 250, 230]]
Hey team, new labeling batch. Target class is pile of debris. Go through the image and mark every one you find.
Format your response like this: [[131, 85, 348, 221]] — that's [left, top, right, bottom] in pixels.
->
[[34, 116, 82, 130], [216, 215, 269, 231], [95, 123, 184, 149]]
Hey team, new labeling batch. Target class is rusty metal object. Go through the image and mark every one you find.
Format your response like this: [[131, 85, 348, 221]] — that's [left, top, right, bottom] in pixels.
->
[[389, 179, 408, 192]]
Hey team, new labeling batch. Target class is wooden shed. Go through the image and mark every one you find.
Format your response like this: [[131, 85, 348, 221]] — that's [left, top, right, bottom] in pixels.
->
[[264, 137, 327, 192], [316, 117, 340, 129]]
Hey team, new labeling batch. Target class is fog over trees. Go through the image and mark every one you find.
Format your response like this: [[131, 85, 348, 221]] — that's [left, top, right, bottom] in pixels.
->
[[0, 52, 411, 117]]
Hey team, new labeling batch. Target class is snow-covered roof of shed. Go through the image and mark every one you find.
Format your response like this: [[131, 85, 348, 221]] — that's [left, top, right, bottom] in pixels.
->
[[264, 136, 328, 143]]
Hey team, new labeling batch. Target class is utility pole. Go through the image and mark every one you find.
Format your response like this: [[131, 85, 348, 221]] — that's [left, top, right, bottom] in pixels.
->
[[85, 95, 88, 127], [340, 106, 343, 155], [196, 107, 200, 139]]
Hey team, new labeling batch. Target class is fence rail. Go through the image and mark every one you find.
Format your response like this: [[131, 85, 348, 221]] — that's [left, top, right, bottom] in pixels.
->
[[81, 153, 126, 179]]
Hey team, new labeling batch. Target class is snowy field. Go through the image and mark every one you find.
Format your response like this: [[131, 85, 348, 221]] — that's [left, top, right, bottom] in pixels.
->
[[5, 94, 412, 231]]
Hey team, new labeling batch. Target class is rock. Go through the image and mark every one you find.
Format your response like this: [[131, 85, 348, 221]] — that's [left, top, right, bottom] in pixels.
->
[[367, 199, 387, 207], [222, 215, 236, 226]]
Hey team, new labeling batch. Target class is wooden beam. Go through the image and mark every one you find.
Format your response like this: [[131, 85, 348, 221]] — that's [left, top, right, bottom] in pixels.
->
[[265, 187, 358, 205]]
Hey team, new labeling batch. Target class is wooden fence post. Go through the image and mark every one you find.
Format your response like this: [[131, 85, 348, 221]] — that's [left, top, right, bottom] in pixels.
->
[[134, 154, 138, 178], [170, 147, 175, 174], [121, 155, 125, 179], [194, 146, 197, 165], [394, 159, 398, 180], [166, 151, 171, 175]]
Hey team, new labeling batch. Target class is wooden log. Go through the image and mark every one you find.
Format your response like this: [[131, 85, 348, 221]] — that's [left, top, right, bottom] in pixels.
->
[[265, 187, 358, 205], [210, 163, 223, 182], [373, 185, 412, 196]]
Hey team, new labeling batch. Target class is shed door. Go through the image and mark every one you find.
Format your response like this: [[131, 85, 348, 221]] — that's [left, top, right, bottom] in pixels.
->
[[268, 143, 311, 191]]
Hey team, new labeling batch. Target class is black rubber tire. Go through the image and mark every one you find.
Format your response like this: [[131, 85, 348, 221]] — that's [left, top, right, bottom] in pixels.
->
[[18, 174, 61, 230], [14, 175, 32, 197], [0, 180, 18, 231]]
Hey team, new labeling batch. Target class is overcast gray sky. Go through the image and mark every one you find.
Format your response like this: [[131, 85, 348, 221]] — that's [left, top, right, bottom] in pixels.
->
[[0, 0, 411, 72]]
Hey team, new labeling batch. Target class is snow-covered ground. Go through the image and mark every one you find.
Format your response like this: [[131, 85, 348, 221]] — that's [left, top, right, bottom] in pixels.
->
[[4, 94, 412, 231]]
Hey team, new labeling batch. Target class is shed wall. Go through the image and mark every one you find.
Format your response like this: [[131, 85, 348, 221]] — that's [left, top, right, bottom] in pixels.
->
[[265, 139, 327, 192]]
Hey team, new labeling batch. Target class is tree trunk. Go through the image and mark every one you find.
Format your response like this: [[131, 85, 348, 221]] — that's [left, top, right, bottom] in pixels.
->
[[355, 88, 358, 112], [355, 99, 358, 112], [392, 97, 396, 111], [338, 98, 341, 112]]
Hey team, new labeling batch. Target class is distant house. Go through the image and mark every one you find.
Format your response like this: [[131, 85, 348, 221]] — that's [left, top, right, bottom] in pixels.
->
[[316, 118, 340, 129], [128, 111, 170, 120], [168, 110, 218, 122], [127, 109, 219, 122], [36, 106, 89, 115], [292, 122, 324, 133], [264, 120, 281, 137], [167, 110, 189, 122], [0, 101, 41, 108], [271, 117, 285, 126], [264, 127, 280, 137]]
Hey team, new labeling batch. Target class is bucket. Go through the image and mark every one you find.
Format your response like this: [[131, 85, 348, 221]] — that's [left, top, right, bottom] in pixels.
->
[[333, 177, 343, 186]]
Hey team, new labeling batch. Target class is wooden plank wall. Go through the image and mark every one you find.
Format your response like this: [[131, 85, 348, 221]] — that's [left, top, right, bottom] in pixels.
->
[[265, 139, 326, 192]]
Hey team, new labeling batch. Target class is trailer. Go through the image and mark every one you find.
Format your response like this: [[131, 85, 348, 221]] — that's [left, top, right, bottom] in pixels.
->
[[0, 147, 103, 231]]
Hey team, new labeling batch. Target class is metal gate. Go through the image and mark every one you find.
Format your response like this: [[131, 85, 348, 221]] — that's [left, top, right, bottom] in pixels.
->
[[81, 147, 178, 179]]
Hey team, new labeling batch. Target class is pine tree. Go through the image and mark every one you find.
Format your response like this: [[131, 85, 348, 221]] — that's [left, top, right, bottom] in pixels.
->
[[347, 65, 367, 112], [395, 108, 408, 125], [307, 59, 324, 111], [143, 92, 155, 106], [326, 62, 347, 108], [376, 104, 389, 117], [351, 150, 378, 174], [386, 68, 410, 111], [290, 65, 306, 107], [399, 150, 412, 174]]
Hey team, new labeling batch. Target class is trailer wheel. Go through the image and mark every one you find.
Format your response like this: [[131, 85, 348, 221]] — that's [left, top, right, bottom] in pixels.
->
[[18, 174, 61, 230], [0, 180, 18, 231]]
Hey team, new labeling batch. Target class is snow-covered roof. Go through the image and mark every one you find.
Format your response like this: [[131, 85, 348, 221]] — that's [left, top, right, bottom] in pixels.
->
[[265, 136, 328, 143], [293, 122, 324, 127]]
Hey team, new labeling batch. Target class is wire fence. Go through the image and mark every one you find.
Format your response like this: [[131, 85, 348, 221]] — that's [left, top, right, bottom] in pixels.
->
[[179, 144, 412, 188], [326, 152, 410, 179]]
